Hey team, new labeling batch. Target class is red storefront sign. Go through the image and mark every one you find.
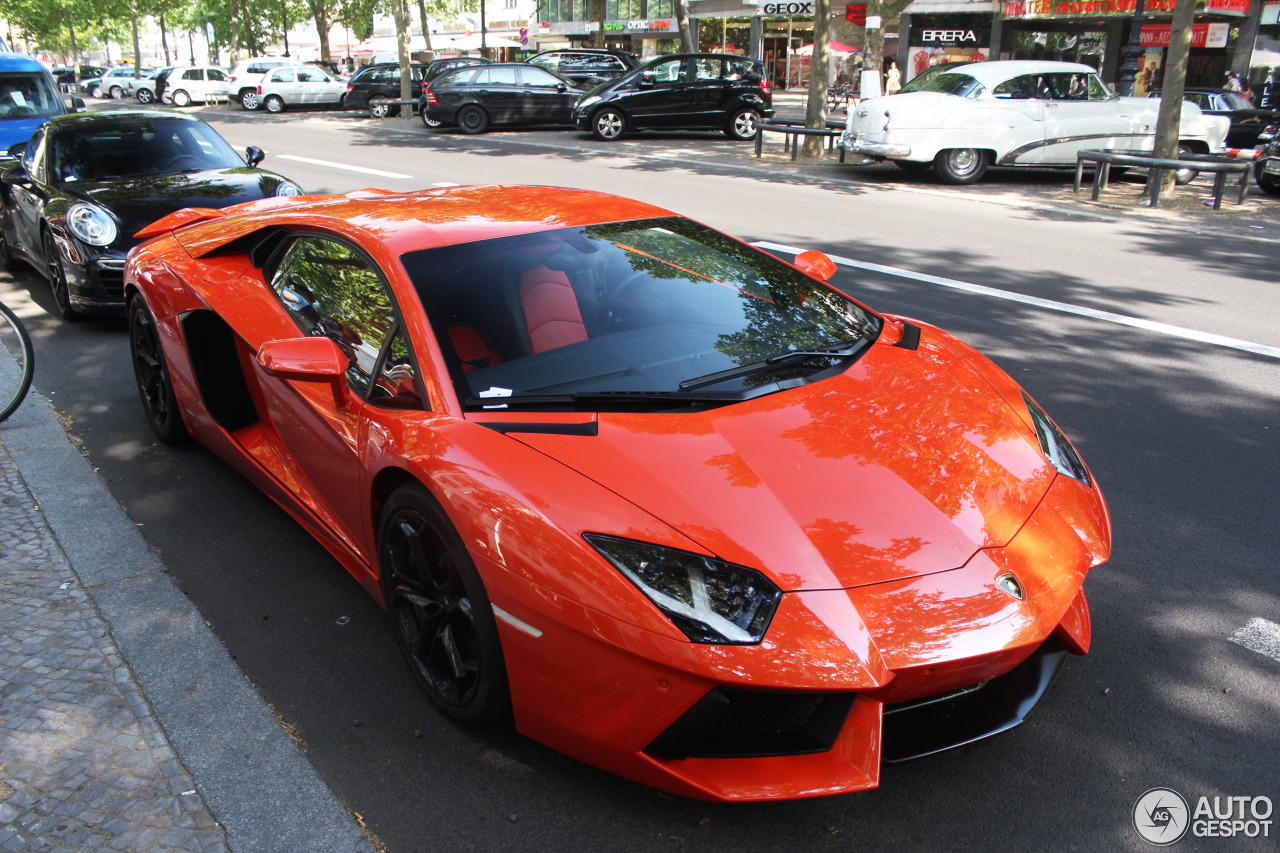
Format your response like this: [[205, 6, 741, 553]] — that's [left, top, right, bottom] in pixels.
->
[[1140, 22, 1230, 48], [1204, 0, 1250, 13], [1003, 0, 1176, 15], [846, 4, 867, 24]]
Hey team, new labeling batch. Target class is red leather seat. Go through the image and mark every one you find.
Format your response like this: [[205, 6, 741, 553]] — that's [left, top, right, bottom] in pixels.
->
[[447, 326, 503, 373], [519, 265, 588, 354]]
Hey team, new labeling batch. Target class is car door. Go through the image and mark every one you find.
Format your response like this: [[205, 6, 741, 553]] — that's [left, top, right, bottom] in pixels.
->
[[268, 68, 300, 104], [470, 67, 522, 123], [685, 57, 728, 128], [9, 126, 50, 261], [517, 66, 577, 124], [204, 68, 228, 101], [255, 235, 419, 563], [297, 67, 340, 104], [1038, 72, 1136, 165], [623, 57, 690, 130]]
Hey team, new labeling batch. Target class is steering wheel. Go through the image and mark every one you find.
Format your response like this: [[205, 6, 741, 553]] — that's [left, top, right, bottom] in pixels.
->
[[599, 269, 650, 328], [159, 155, 202, 172]]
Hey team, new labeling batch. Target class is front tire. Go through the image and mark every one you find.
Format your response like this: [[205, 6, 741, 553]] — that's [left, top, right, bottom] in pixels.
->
[[42, 230, 81, 322], [591, 107, 625, 141], [1257, 164, 1280, 196], [933, 148, 989, 184], [136, 88, 154, 104], [725, 108, 760, 141], [379, 485, 510, 725], [457, 105, 489, 134], [264, 95, 285, 114], [171, 89, 191, 107], [128, 297, 188, 444]]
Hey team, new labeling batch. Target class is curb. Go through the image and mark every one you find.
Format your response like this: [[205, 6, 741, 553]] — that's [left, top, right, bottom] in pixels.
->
[[0, 386, 374, 853]]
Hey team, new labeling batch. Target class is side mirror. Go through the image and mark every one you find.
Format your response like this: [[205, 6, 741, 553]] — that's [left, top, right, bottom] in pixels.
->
[[245, 146, 265, 168], [557, 83, 567, 92], [70, 96, 86, 111], [1, 168, 30, 187], [257, 336, 350, 407], [638, 74, 654, 88], [794, 249, 837, 282]]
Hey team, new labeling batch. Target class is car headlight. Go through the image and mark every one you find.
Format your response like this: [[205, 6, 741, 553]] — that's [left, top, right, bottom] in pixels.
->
[[275, 181, 303, 197], [1022, 391, 1091, 485], [65, 203, 118, 247], [577, 94, 601, 110], [584, 533, 781, 644]]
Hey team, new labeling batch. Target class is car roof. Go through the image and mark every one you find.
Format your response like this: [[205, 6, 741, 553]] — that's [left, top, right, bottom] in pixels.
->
[[45, 109, 206, 131], [938, 60, 1097, 85], [0, 54, 49, 73], [182, 186, 674, 258]]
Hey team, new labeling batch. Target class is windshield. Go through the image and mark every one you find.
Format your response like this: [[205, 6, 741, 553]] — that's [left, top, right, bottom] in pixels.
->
[[0, 71, 64, 119], [52, 118, 246, 182], [898, 62, 971, 94], [913, 71, 985, 98], [400, 217, 882, 410]]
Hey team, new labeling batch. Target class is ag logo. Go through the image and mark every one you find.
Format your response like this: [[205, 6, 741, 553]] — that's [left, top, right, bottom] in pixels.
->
[[1134, 788, 1190, 845]]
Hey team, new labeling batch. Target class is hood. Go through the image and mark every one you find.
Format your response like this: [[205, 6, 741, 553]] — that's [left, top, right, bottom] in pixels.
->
[[508, 332, 1057, 592], [68, 168, 288, 245]]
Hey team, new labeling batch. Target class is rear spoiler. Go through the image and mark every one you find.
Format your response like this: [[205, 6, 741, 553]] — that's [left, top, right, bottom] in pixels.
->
[[132, 188, 399, 241]]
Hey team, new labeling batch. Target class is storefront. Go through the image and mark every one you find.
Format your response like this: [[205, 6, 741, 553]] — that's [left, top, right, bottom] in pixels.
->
[[999, 0, 1253, 89], [905, 14, 995, 81]]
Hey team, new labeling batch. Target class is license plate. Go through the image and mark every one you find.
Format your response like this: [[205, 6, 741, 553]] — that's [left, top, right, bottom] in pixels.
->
[[1265, 159, 1280, 175]]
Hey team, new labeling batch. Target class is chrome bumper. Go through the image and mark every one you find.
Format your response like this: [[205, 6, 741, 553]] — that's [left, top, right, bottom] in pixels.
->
[[841, 134, 912, 158]]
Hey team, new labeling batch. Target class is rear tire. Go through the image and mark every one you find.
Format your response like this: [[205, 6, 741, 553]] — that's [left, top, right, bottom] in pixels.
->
[[725, 108, 759, 141], [241, 90, 260, 110], [264, 95, 285, 114], [171, 89, 191, 107], [421, 108, 442, 129], [369, 96, 396, 119], [933, 148, 989, 184], [109, 85, 124, 99], [457, 105, 489, 134], [1174, 143, 1198, 186]]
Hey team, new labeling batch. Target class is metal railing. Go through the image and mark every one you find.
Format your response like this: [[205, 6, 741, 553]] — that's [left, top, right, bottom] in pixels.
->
[[1074, 148, 1253, 210], [754, 120, 847, 162]]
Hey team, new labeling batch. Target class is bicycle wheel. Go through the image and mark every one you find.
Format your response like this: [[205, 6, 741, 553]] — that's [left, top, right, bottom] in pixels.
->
[[0, 300, 35, 423]]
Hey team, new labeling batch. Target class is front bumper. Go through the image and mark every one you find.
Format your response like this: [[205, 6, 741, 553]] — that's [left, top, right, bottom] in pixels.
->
[[841, 132, 912, 158], [52, 232, 127, 313]]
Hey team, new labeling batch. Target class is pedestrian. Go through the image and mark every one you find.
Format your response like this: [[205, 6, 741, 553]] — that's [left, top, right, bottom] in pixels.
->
[[1225, 70, 1243, 92], [885, 60, 901, 95]]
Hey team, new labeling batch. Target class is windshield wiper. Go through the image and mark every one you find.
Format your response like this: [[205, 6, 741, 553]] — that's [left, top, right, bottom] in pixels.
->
[[678, 338, 867, 391], [464, 390, 738, 411]]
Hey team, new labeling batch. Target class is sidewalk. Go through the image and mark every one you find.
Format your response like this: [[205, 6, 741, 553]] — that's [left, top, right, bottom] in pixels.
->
[[0, 365, 374, 853]]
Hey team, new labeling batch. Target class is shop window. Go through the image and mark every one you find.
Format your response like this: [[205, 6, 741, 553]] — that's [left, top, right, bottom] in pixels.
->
[[647, 0, 673, 15]]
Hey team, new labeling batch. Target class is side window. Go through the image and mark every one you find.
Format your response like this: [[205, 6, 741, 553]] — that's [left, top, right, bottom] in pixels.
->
[[725, 60, 751, 81], [993, 75, 1037, 100], [273, 69, 296, 83], [478, 67, 520, 86], [371, 328, 423, 408], [645, 58, 684, 85], [529, 55, 559, 72], [298, 68, 327, 83], [694, 58, 724, 81], [207, 69, 227, 82], [22, 127, 45, 178], [521, 67, 566, 89], [269, 237, 399, 400]]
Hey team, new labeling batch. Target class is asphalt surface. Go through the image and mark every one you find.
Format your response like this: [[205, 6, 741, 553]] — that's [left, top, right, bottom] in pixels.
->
[[1, 94, 1277, 852]]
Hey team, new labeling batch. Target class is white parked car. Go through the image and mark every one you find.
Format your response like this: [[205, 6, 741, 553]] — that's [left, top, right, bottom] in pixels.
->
[[125, 67, 173, 104], [841, 60, 1231, 184], [228, 57, 294, 109], [161, 66, 230, 106], [255, 65, 347, 113]]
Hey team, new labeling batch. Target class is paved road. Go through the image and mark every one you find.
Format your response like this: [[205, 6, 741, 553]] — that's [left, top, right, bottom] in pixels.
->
[[2, 100, 1278, 852]]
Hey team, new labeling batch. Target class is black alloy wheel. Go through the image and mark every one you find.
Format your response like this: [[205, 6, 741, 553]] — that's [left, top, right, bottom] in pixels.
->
[[128, 297, 188, 444], [933, 148, 989, 184], [725, 108, 760, 141], [42, 230, 80, 322], [591, 108, 625, 141], [457, 105, 489, 134], [379, 484, 510, 724]]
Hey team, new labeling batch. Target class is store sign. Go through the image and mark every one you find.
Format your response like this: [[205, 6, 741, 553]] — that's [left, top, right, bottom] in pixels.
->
[[1003, 0, 1178, 16], [760, 1, 815, 15], [1141, 21, 1230, 47], [846, 4, 867, 24], [920, 28, 989, 46], [1204, 0, 1250, 13]]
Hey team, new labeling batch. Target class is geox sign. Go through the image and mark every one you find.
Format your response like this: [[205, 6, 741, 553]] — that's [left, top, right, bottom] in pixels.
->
[[761, 1, 815, 15]]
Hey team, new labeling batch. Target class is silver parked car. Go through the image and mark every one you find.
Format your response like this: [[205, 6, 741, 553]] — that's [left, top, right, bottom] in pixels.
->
[[255, 65, 347, 113]]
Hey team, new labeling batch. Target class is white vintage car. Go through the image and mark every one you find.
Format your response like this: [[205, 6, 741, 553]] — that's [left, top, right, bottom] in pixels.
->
[[842, 60, 1230, 184]]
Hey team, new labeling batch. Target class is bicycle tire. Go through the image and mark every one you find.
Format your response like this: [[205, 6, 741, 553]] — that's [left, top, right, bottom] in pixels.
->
[[0, 300, 35, 423]]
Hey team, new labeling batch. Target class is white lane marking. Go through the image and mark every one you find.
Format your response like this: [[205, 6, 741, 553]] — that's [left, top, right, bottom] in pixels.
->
[[432, 182, 461, 187], [753, 241, 1280, 360], [1230, 618, 1280, 663], [492, 604, 543, 638], [275, 154, 413, 179]]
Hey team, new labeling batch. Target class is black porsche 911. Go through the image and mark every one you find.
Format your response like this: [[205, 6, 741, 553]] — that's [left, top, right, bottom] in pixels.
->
[[0, 109, 302, 321]]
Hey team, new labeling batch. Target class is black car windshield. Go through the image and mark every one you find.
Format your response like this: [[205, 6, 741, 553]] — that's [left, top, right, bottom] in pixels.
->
[[400, 217, 882, 410], [913, 71, 985, 98], [52, 119, 246, 182], [0, 71, 64, 119]]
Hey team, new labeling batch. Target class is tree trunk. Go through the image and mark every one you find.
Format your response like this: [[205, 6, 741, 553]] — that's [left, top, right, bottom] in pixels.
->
[[229, 0, 241, 64], [418, 0, 432, 51], [1147, 0, 1196, 200], [159, 11, 169, 64], [675, 0, 694, 52], [67, 18, 79, 84], [311, 0, 332, 61], [130, 3, 141, 78], [393, 0, 413, 119], [862, 0, 885, 97], [590, 0, 605, 48], [802, 0, 831, 157]]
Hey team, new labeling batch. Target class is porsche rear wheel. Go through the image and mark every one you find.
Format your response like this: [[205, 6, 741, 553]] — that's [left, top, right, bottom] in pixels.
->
[[933, 148, 989, 184], [379, 484, 510, 724], [43, 230, 81, 322], [129, 297, 188, 444]]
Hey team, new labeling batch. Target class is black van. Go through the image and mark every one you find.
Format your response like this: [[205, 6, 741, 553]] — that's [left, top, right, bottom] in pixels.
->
[[571, 54, 772, 142]]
